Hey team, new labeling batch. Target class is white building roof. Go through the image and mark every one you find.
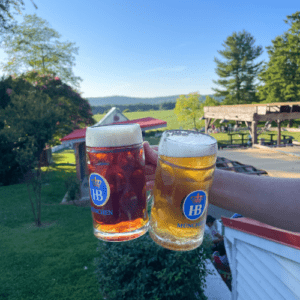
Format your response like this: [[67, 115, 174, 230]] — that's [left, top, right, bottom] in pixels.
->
[[93, 107, 129, 127]]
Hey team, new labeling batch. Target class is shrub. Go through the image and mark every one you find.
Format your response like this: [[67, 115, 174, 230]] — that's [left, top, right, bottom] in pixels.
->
[[94, 233, 212, 300]]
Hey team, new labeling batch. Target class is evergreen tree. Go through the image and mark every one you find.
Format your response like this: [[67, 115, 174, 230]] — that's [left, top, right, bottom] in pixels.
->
[[1, 14, 81, 88], [257, 11, 300, 103], [213, 30, 263, 105]]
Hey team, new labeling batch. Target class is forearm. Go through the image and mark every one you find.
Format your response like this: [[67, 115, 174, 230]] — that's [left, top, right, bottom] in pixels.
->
[[209, 169, 300, 232]]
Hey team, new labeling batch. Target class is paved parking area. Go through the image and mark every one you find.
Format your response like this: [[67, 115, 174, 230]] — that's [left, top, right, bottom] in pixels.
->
[[218, 146, 300, 178]]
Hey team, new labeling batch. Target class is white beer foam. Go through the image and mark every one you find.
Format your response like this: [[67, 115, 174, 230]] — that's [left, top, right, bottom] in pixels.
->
[[86, 124, 143, 147], [158, 130, 217, 157]]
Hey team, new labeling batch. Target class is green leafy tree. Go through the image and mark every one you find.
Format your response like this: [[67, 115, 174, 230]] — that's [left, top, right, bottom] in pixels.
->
[[257, 11, 300, 104], [0, 89, 66, 226], [213, 30, 263, 105], [0, 72, 95, 186], [1, 14, 81, 88], [0, 0, 37, 33], [0, 75, 36, 185], [23, 71, 95, 143], [174, 93, 202, 130], [202, 95, 221, 107]]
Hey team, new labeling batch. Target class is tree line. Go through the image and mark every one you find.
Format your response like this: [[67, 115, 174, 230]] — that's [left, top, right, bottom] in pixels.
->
[[92, 102, 177, 115]]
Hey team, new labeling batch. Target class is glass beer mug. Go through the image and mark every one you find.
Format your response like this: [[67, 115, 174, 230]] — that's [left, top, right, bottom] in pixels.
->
[[86, 124, 149, 242], [149, 130, 218, 251]]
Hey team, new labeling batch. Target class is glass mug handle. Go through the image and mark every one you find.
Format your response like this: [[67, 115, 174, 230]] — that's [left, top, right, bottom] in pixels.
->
[[145, 145, 158, 203], [147, 188, 154, 202]]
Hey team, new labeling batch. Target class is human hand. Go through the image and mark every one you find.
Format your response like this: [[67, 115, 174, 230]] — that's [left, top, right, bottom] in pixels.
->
[[143, 141, 158, 191]]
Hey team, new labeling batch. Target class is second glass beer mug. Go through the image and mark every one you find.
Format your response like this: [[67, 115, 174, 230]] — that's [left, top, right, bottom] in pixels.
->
[[149, 130, 217, 251], [86, 124, 149, 242]]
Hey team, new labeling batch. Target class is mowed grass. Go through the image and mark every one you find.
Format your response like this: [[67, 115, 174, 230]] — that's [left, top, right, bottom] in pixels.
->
[[0, 150, 102, 300], [93, 110, 198, 132], [94, 110, 300, 144]]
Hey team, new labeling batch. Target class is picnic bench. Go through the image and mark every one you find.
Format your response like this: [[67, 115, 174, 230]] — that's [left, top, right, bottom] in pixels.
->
[[282, 135, 294, 144], [261, 134, 295, 145]]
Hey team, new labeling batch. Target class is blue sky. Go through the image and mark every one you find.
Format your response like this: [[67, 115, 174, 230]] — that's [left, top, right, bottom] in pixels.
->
[[0, 0, 299, 98]]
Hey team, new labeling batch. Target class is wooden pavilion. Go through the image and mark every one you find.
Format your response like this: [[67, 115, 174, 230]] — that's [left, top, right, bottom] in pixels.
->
[[204, 102, 300, 145]]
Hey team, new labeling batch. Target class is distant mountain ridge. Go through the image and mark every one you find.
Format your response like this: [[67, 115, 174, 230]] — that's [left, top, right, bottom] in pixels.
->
[[87, 95, 224, 107]]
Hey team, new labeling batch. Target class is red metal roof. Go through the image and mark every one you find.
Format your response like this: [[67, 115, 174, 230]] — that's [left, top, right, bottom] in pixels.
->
[[61, 117, 167, 142], [222, 217, 300, 250], [61, 128, 87, 142]]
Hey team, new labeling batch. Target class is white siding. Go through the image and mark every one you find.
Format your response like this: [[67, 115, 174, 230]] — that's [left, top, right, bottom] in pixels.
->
[[52, 144, 72, 152], [224, 227, 300, 300]]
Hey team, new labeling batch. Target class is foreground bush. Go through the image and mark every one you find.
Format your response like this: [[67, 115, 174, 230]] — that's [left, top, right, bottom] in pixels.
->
[[95, 233, 212, 300]]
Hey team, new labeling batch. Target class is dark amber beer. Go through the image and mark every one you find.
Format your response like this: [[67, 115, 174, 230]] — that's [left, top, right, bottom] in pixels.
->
[[86, 124, 149, 241], [149, 130, 217, 251]]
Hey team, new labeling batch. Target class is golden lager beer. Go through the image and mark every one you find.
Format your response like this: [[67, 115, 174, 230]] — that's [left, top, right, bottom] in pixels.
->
[[86, 124, 149, 242], [149, 130, 217, 251]]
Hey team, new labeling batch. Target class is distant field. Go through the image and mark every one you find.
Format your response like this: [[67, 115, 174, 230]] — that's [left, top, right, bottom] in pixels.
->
[[93, 110, 200, 131], [93, 110, 300, 144]]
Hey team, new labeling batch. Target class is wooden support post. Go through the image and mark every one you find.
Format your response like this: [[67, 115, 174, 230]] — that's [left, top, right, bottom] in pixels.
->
[[277, 120, 281, 146], [252, 121, 257, 145], [245, 121, 252, 135], [74, 143, 81, 181], [205, 118, 211, 134]]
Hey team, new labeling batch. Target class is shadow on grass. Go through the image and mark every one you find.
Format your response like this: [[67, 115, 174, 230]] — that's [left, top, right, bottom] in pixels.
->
[[53, 162, 76, 166]]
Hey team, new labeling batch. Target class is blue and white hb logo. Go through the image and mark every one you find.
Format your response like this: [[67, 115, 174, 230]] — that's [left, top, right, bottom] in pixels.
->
[[89, 173, 110, 207], [183, 190, 207, 220]]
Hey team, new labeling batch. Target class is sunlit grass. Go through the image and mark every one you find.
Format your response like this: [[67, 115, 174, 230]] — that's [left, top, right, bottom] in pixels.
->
[[93, 109, 200, 131]]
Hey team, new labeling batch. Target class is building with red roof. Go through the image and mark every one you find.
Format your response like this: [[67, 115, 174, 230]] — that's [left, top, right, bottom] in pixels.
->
[[60, 107, 167, 201]]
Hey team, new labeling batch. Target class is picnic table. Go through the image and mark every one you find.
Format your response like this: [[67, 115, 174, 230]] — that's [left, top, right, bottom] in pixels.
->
[[265, 133, 294, 145], [282, 135, 294, 144], [227, 133, 236, 145], [227, 133, 248, 145], [267, 133, 276, 143]]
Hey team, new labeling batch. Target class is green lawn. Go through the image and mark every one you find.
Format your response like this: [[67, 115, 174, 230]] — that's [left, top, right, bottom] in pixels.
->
[[93, 109, 199, 132], [0, 150, 102, 300]]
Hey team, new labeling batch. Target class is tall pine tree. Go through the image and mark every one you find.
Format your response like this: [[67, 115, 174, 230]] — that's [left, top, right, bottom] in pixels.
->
[[257, 11, 300, 103], [213, 30, 263, 105]]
